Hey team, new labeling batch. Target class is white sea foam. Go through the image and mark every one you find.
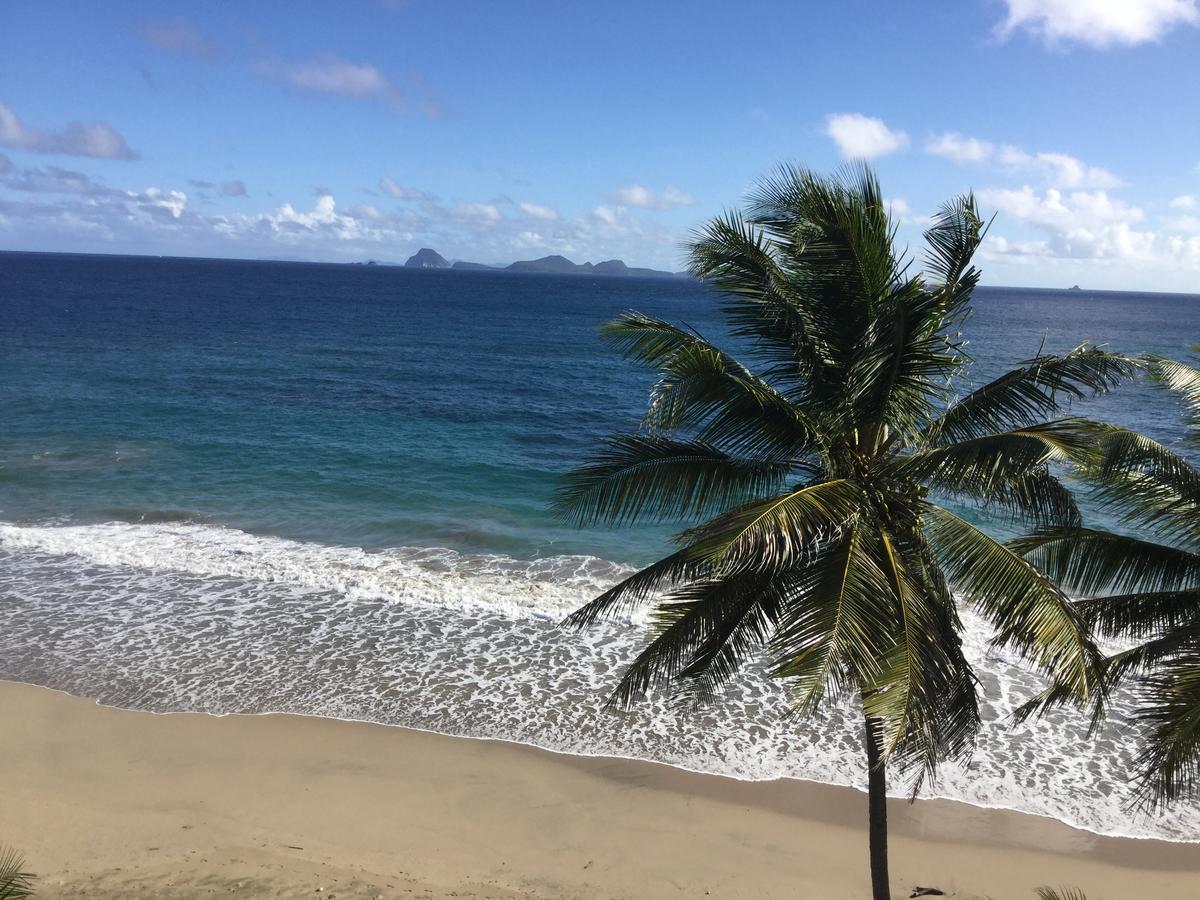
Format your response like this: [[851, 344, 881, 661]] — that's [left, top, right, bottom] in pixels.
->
[[0, 520, 1197, 842], [0, 521, 634, 622]]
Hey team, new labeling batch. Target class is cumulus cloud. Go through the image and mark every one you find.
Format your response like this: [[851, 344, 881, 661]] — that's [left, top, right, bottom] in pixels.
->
[[997, 0, 1198, 48], [1170, 194, 1197, 209], [824, 113, 908, 160], [1002, 147, 1121, 188], [925, 130, 1119, 188], [138, 18, 216, 58], [517, 201, 559, 221], [0, 166, 683, 270], [610, 184, 695, 210], [980, 185, 1155, 261], [926, 132, 994, 163], [220, 180, 247, 198], [1164, 213, 1200, 233], [452, 201, 503, 224], [0, 160, 186, 227], [0, 102, 137, 160], [378, 177, 437, 202]]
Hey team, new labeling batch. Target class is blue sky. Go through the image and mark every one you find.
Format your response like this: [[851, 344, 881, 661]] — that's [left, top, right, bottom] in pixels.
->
[[3, 0, 1200, 290]]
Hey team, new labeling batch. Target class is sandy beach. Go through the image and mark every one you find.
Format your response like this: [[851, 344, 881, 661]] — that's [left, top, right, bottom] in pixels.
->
[[0, 681, 1196, 899]]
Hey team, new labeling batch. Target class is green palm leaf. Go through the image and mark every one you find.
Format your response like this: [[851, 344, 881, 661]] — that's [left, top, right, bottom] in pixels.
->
[[1148, 352, 1200, 441], [552, 434, 796, 526], [556, 162, 1141, 900], [924, 507, 1097, 700], [1012, 528, 1200, 597], [923, 347, 1138, 446], [1135, 651, 1200, 807], [0, 847, 35, 900], [677, 478, 865, 573]]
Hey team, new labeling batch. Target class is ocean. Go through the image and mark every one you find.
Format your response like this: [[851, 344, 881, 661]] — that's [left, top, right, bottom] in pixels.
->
[[2, 250, 1199, 840]]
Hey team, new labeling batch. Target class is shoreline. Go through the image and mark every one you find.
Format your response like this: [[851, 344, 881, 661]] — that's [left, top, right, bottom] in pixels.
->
[[5, 680, 1200, 898], [14, 678, 1190, 848]]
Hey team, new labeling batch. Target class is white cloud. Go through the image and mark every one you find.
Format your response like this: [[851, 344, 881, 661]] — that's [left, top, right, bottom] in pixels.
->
[[378, 177, 437, 202], [997, 0, 1199, 48], [219, 193, 375, 242], [0, 102, 137, 160], [139, 187, 187, 219], [1170, 194, 1197, 209], [288, 57, 390, 98], [517, 201, 559, 221], [926, 132, 994, 163], [1164, 213, 1200, 233], [924, 130, 1120, 188], [452, 202, 502, 224], [279, 57, 442, 116], [824, 113, 908, 160], [610, 184, 695, 210], [980, 185, 1155, 261], [0, 165, 685, 270], [348, 202, 384, 220], [592, 205, 618, 225], [2, 164, 118, 196], [885, 197, 930, 226], [1018, 150, 1121, 188]]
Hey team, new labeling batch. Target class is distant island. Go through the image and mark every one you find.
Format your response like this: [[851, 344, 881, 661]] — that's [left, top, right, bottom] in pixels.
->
[[401, 248, 683, 279]]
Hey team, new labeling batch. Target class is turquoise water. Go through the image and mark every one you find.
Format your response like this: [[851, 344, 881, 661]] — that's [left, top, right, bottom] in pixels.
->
[[3, 251, 1196, 558], [2, 250, 1199, 840]]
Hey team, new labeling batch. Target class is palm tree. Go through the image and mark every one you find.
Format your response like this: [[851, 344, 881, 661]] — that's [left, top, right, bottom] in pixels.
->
[[0, 845, 35, 900], [1013, 350, 1200, 807], [555, 164, 1134, 900]]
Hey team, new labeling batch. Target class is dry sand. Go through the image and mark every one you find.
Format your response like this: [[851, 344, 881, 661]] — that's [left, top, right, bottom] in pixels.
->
[[2, 680, 1198, 899]]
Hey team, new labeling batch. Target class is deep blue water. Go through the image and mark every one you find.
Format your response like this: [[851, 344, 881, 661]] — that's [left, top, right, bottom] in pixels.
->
[[3, 250, 1200, 841], [3, 251, 1197, 565]]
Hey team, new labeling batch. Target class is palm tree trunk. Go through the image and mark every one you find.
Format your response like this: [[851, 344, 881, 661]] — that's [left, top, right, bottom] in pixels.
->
[[863, 711, 890, 900]]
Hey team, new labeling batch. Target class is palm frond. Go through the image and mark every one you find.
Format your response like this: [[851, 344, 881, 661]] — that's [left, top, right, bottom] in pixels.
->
[[1134, 651, 1200, 809], [0, 847, 35, 900], [1077, 588, 1200, 641], [923, 192, 987, 314], [1011, 528, 1200, 597], [678, 478, 866, 574], [771, 524, 896, 712], [605, 570, 783, 709], [925, 506, 1097, 702], [1084, 425, 1200, 544], [1148, 352, 1200, 440], [562, 549, 707, 628], [552, 434, 795, 527], [686, 211, 837, 389], [923, 347, 1139, 446], [900, 420, 1107, 526]]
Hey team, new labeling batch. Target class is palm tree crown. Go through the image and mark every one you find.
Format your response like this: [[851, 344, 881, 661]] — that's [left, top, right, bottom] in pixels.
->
[[554, 164, 1136, 898], [1014, 350, 1200, 807]]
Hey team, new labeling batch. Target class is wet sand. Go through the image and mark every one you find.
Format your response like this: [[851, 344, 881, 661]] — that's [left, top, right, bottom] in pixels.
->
[[2, 680, 1198, 898]]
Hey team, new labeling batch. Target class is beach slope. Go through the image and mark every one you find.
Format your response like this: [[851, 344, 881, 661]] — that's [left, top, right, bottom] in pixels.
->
[[2, 681, 1198, 899]]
